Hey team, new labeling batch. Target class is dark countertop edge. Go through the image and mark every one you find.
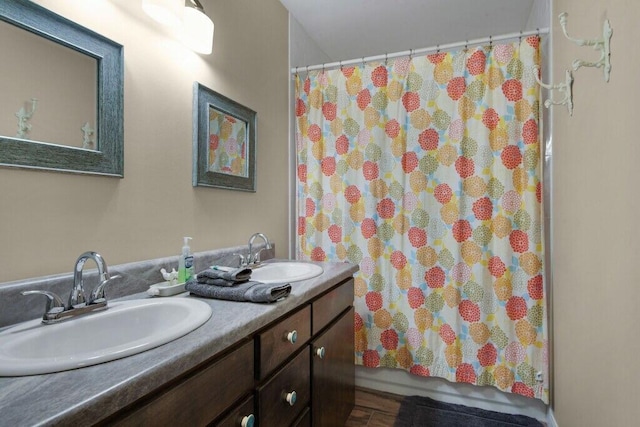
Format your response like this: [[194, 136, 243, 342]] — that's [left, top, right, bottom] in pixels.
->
[[0, 260, 358, 426]]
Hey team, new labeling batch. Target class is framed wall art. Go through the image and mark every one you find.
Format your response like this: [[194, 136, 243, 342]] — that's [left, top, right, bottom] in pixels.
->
[[193, 82, 256, 191]]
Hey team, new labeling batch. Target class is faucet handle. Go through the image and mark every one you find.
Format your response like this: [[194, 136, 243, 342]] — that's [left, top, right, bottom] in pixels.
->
[[254, 248, 269, 264], [233, 253, 247, 267], [21, 290, 66, 316], [89, 274, 121, 305]]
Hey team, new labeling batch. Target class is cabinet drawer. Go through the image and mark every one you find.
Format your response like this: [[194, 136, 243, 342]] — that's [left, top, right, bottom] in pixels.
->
[[312, 278, 354, 335], [213, 394, 255, 427], [113, 340, 254, 427], [257, 305, 311, 380], [258, 346, 310, 427]]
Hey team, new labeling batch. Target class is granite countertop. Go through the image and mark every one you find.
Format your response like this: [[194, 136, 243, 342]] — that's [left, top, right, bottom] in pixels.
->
[[0, 260, 357, 427]]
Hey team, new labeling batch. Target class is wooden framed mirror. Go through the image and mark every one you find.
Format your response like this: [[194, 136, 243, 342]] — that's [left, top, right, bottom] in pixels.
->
[[0, 0, 124, 177]]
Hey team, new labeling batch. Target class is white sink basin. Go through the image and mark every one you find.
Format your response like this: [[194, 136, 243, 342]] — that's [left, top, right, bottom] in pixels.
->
[[251, 262, 324, 284], [0, 298, 212, 376]]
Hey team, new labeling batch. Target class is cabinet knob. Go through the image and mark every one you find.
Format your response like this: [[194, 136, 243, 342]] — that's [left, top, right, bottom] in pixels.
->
[[315, 346, 326, 359], [240, 414, 255, 427], [285, 390, 297, 406], [286, 330, 297, 344]]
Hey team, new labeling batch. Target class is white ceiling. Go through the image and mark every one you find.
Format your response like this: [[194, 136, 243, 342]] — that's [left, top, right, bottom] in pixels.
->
[[279, 0, 543, 62]]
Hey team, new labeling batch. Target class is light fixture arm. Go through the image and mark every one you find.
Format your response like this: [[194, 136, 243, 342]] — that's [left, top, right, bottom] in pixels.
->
[[186, 0, 205, 13]]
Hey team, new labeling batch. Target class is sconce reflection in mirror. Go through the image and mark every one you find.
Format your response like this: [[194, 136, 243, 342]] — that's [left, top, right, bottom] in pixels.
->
[[0, 0, 123, 177]]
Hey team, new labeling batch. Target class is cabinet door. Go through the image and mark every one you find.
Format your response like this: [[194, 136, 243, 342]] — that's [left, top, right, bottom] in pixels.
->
[[311, 307, 355, 427]]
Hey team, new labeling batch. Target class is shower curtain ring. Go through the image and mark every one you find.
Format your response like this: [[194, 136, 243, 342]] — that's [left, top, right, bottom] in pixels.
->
[[436, 44, 440, 53], [339, 60, 343, 70], [489, 35, 492, 47], [306, 65, 309, 74], [385, 53, 388, 65], [519, 31, 523, 42], [409, 49, 413, 59]]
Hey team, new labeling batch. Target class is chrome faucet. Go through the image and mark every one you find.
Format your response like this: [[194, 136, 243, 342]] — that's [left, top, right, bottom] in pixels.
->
[[247, 233, 272, 266], [71, 251, 108, 307], [21, 251, 119, 324]]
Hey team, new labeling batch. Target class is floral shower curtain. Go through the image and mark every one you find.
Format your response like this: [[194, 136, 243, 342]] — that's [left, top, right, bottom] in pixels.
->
[[295, 37, 547, 403]]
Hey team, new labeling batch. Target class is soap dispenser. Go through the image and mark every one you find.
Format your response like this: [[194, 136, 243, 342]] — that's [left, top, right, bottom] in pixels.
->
[[178, 237, 194, 283]]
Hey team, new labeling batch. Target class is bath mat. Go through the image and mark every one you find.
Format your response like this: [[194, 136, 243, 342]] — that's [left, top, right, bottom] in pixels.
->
[[394, 395, 543, 427]]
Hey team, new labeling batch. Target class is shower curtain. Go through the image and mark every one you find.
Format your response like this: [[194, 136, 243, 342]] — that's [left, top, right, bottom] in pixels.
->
[[295, 37, 548, 403]]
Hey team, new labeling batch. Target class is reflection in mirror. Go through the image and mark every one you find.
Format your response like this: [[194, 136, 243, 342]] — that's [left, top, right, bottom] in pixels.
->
[[0, 21, 98, 149], [0, 0, 124, 177]]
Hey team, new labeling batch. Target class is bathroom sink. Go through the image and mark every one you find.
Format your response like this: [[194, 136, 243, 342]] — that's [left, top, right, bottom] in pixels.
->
[[251, 262, 324, 284], [0, 298, 212, 376]]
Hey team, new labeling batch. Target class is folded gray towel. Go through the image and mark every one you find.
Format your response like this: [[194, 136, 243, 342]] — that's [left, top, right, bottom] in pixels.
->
[[197, 277, 244, 287], [197, 267, 252, 286], [185, 279, 291, 303]]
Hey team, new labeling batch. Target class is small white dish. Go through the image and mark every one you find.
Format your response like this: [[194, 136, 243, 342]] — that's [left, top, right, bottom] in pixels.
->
[[147, 281, 187, 297]]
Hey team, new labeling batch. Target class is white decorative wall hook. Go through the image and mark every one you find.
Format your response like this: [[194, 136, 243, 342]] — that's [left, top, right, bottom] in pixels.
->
[[81, 122, 95, 149], [534, 66, 574, 116], [15, 98, 38, 139], [558, 12, 612, 82]]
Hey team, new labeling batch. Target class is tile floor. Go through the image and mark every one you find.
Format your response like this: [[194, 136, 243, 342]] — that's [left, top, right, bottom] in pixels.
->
[[345, 387, 405, 426]]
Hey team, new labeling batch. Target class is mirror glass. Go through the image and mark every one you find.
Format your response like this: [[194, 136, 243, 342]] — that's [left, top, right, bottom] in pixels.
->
[[0, 21, 98, 149], [0, 0, 124, 177]]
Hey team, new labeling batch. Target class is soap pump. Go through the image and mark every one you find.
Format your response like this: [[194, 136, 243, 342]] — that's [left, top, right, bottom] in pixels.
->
[[178, 237, 194, 283]]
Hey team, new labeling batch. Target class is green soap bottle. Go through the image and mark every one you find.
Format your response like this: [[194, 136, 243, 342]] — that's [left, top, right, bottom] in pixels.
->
[[178, 237, 194, 283]]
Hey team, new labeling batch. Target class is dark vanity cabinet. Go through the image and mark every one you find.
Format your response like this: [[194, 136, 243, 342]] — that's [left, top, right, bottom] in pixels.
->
[[103, 277, 354, 427], [106, 339, 255, 426]]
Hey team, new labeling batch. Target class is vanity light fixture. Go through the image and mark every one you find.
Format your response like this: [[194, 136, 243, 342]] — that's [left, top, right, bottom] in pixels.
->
[[142, 0, 184, 27], [183, 0, 214, 55]]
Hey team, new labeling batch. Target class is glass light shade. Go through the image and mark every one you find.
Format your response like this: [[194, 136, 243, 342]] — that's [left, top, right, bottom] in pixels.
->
[[142, 0, 183, 27], [183, 6, 214, 54]]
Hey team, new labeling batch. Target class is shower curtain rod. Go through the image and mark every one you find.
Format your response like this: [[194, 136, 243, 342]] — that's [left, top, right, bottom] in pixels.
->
[[291, 27, 549, 74]]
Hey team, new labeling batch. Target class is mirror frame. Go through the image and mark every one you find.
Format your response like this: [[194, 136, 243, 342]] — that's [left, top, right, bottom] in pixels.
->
[[0, 0, 124, 177]]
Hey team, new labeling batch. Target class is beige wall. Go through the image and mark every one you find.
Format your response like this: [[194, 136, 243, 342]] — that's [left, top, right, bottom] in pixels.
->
[[0, 0, 289, 283], [553, 0, 640, 425]]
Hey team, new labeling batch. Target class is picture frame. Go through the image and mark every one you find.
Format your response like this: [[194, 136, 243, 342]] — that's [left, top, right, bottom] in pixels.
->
[[193, 82, 256, 191]]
